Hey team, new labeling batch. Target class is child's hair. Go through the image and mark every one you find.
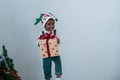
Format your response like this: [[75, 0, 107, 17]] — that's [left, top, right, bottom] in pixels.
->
[[44, 18, 55, 26], [48, 18, 54, 21]]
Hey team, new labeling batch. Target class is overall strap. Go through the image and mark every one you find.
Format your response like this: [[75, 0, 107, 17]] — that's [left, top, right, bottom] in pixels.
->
[[54, 29, 56, 36], [42, 31, 44, 35]]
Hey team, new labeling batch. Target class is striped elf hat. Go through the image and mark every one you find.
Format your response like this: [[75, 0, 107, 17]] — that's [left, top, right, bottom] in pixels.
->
[[34, 13, 58, 27]]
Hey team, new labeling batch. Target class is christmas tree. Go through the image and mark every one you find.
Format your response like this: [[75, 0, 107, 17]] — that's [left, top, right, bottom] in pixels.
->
[[0, 45, 21, 80]]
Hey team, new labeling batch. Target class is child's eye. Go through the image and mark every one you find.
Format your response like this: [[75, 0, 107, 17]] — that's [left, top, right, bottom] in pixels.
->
[[49, 23, 54, 26], [48, 24, 51, 26]]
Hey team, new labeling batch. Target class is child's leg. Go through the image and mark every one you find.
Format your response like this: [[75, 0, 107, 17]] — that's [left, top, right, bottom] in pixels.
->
[[43, 58, 52, 80], [52, 56, 62, 78]]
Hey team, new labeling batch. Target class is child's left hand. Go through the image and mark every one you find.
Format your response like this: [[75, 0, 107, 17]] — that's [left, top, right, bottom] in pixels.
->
[[57, 37, 60, 44]]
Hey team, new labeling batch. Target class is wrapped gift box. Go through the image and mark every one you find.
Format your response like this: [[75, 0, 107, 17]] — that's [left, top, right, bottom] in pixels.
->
[[39, 37, 59, 58]]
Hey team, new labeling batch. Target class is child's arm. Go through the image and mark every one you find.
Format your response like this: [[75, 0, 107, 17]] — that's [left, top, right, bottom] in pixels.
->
[[55, 31, 60, 44], [57, 37, 60, 44], [37, 32, 43, 47], [38, 42, 40, 47], [37, 38, 40, 47]]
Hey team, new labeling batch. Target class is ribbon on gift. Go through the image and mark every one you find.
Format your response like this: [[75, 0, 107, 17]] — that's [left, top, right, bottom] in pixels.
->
[[39, 32, 56, 57]]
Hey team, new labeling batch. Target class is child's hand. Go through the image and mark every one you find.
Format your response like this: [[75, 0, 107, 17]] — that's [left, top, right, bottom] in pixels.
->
[[57, 37, 60, 44], [38, 43, 40, 47]]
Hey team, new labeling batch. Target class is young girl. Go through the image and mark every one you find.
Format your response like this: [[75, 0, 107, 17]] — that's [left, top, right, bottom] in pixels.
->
[[34, 13, 62, 80]]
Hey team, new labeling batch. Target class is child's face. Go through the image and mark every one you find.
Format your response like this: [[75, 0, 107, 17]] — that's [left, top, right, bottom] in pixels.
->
[[45, 19, 55, 31]]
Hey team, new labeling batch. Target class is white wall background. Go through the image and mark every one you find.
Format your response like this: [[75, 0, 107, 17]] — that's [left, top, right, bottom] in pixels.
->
[[0, 0, 120, 80]]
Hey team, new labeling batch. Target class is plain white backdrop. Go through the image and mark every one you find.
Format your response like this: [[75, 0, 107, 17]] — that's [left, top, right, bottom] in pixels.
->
[[0, 0, 120, 80]]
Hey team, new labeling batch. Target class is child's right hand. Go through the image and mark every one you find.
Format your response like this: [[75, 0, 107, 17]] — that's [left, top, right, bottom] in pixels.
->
[[38, 43, 40, 47]]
